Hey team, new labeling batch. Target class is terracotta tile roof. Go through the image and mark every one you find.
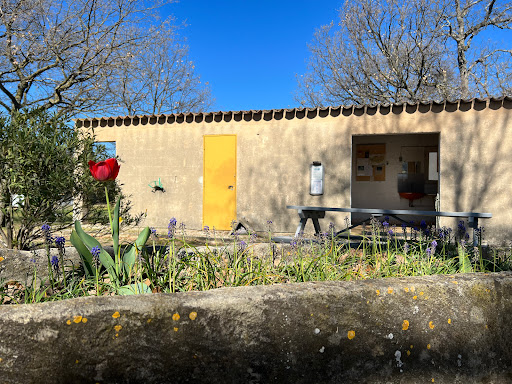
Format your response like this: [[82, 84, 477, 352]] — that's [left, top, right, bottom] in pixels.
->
[[74, 96, 512, 128]]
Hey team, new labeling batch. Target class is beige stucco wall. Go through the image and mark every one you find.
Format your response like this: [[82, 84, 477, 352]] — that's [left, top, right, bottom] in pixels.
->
[[84, 99, 512, 244]]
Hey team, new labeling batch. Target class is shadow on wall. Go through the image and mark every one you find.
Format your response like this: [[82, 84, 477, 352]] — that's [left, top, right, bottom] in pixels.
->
[[241, 124, 351, 234], [439, 99, 512, 244], [239, 99, 512, 241]]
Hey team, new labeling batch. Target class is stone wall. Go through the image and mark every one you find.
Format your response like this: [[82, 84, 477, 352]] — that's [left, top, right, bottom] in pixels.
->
[[1, 273, 512, 383]]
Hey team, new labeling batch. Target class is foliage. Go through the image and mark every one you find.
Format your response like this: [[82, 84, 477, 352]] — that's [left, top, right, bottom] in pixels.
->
[[1, 218, 510, 304], [296, 0, 512, 107], [0, 108, 96, 249], [71, 181, 151, 294]]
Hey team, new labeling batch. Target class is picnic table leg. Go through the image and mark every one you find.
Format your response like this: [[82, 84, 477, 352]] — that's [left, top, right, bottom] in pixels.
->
[[295, 209, 325, 237], [295, 217, 308, 238], [468, 217, 479, 247], [312, 218, 322, 236]]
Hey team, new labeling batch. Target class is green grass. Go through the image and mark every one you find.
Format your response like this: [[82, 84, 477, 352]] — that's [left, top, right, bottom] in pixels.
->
[[1, 221, 510, 305]]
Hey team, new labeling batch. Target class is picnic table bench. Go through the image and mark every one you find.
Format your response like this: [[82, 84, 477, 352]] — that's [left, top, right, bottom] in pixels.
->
[[287, 205, 492, 246]]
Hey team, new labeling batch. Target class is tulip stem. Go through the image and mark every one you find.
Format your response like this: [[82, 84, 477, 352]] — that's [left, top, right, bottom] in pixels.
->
[[105, 185, 120, 283], [105, 186, 113, 234]]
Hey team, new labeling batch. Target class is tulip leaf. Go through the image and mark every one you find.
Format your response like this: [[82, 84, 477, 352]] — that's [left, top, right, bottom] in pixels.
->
[[70, 229, 95, 277], [72, 220, 118, 281], [113, 197, 120, 259], [122, 226, 151, 276], [117, 282, 152, 295], [73, 221, 102, 249]]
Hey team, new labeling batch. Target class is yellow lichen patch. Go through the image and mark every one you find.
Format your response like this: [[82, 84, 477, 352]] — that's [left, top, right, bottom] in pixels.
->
[[387, 287, 393, 294], [404, 287, 409, 292], [174, 327, 179, 332], [407, 350, 411, 356], [66, 320, 72, 325], [429, 321, 435, 329], [376, 290, 380, 296], [147, 319, 152, 324], [347, 330, 356, 340], [172, 313, 180, 321], [0, 256, 4, 262], [75, 360, 79, 364], [427, 344, 431, 349], [114, 325, 122, 332], [419, 292, 424, 296], [413, 296, 418, 300], [448, 318, 452, 324], [432, 379, 435, 383], [82, 318, 88, 323], [402, 320, 410, 331], [485, 289, 491, 293], [410, 286, 416, 292], [410, 345, 414, 349], [451, 281, 458, 284], [112, 311, 120, 319], [73, 316, 82, 324], [189, 312, 198, 321]]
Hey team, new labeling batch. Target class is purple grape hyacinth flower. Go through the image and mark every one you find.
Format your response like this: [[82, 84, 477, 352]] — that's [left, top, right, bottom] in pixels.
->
[[55, 236, 65, 249], [168, 218, 177, 239], [91, 246, 101, 260], [51, 255, 59, 269], [41, 223, 52, 244]]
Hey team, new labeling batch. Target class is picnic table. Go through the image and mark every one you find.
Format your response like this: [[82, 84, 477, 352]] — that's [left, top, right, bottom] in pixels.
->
[[287, 205, 492, 246]]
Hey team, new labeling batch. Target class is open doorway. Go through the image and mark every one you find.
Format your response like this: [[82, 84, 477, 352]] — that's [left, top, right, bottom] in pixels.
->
[[351, 133, 439, 225]]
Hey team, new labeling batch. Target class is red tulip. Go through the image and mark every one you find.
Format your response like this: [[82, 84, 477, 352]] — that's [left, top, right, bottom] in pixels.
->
[[88, 158, 120, 181]]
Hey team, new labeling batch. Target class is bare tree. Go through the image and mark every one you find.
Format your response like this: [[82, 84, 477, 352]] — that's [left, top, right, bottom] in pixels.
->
[[443, 0, 512, 98], [0, 0, 212, 117], [108, 22, 213, 116], [296, 0, 512, 107]]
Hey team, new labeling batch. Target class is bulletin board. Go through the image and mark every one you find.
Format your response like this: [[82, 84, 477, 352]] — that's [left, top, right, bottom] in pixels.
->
[[355, 144, 386, 181]]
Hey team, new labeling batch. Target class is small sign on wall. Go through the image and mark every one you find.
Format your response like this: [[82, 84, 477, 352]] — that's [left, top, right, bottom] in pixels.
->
[[355, 144, 386, 181], [310, 161, 324, 195]]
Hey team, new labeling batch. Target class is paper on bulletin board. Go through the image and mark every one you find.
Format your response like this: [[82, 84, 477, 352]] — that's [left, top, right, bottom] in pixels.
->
[[370, 154, 385, 166], [356, 158, 372, 176], [355, 143, 386, 181]]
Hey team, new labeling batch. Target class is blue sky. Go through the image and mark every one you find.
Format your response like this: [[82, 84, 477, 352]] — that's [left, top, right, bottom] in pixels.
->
[[166, 1, 512, 113], [167, 0, 341, 112]]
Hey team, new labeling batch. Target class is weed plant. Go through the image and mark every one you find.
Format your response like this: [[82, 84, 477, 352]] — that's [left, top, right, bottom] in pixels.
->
[[1, 218, 510, 305]]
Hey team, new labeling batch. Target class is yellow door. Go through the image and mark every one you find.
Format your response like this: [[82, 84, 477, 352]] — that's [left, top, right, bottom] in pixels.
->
[[203, 135, 236, 230]]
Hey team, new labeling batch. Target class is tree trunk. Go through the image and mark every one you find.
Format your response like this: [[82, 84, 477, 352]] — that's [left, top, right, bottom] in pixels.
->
[[457, 40, 470, 99]]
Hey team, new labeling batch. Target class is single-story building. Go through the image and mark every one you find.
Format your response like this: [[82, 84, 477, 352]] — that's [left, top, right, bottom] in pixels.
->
[[76, 96, 512, 245]]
